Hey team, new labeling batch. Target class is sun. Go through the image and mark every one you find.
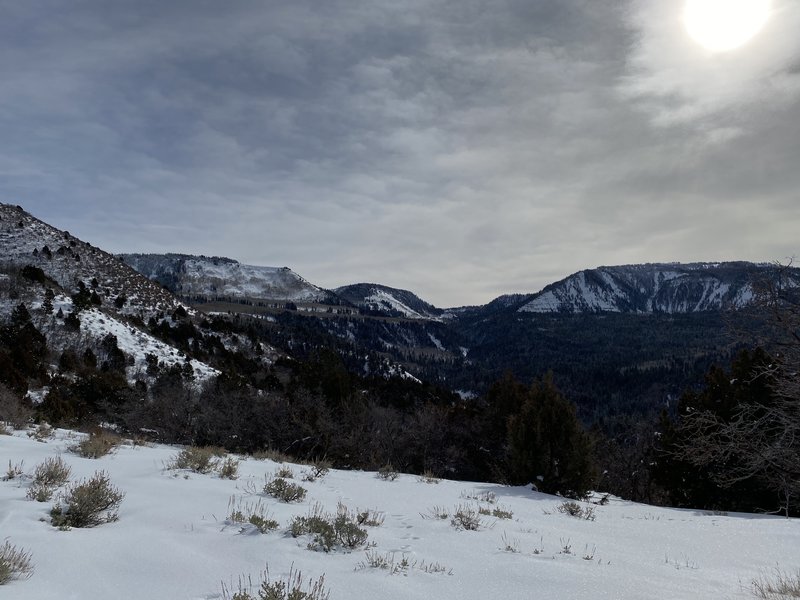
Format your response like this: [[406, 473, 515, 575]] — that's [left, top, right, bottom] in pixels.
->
[[683, 0, 771, 52]]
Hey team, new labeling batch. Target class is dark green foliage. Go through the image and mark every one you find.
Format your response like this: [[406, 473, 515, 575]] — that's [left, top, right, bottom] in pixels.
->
[[64, 312, 80, 330], [0, 305, 48, 393], [20, 265, 46, 284], [502, 373, 596, 497], [42, 289, 54, 314], [653, 348, 788, 514], [71, 282, 92, 311]]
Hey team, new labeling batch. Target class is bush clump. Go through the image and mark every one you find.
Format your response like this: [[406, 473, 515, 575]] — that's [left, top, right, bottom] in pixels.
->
[[72, 430, 122, 459], [26, 456, 71, 502], [227, 498, 279, 534], [167, 446, 226, 474], [556, 501, 595, 521], [450, 505, 486, 531], [264, 477, 306, 503], [218, 457, 240, 480], [50, 471, 124, 528], [0, 542, 34, 584], [222, 566, 329, 600], [377, 464, 398, 481], [289, 503, 368, 552], [302, 459, 331, 482]]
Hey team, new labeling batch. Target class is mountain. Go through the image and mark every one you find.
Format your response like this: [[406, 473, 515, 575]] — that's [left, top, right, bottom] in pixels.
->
[[5, 204, 795, 427], [0, 204, 231, 384], [334, 283, 443, 320], [518, 262, 787, 314], [0, 204, 180, 318], [119, 253, 336, 304]]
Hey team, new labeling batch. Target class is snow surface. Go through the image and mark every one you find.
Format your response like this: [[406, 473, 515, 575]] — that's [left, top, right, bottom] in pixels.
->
[[2, 428, 799, 600]]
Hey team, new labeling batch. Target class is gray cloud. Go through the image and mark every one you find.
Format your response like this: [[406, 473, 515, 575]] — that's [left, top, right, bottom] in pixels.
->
[[0, 0, 798, 307]]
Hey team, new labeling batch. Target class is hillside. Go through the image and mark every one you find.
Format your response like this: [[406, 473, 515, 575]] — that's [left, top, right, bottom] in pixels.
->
[[518, 262, 784, 314], [334, 283, 443, 320], [2, 427, 798, 600], [0, 205, 180, 319], [0, 205, 239, 387], [120, 254, 336, 305]]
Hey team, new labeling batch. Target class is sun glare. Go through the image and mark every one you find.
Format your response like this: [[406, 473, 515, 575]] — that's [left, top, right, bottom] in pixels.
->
[[683, 0, 771, 52]]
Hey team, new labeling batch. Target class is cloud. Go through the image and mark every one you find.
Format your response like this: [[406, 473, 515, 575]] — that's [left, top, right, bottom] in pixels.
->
[[0, 0, 798, 306], [620, 0, 800, 127]]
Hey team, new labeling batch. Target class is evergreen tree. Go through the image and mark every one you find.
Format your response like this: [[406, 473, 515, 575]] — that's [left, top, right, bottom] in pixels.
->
[[504, 373, 596, 497]]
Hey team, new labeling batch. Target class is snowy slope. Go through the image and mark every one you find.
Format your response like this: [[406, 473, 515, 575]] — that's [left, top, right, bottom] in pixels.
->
[[76, 306, 219, 382], [121, 254, 332, 303], [2, 428, 799, 600], [334, 284, 442, 320], [519, 262, 795, 314]]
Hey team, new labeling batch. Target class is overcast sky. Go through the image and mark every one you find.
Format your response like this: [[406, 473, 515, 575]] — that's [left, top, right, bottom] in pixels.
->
[[1, 1, 799, 307]]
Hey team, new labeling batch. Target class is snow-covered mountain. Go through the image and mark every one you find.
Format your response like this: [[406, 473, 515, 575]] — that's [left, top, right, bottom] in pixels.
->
[[120, 254, 335, 304], [334, 283, 443, 320], [518, 262, 793, 314]]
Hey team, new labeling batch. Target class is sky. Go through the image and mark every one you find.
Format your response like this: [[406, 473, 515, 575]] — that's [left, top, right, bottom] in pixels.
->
[[1, 0, 799, 307]]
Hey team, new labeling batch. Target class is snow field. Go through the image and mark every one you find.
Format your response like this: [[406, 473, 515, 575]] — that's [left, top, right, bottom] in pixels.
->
[[2, 428, 799, 599]]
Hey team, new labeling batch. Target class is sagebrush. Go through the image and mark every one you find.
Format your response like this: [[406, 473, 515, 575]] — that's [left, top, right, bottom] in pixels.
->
[[0, 541, 34, 584], [72, 430, 122, 459], [289, 502, 368, 552], [50, 471, 124, 528], [26, 456, 71, 502], [221, 566, 329, 600]]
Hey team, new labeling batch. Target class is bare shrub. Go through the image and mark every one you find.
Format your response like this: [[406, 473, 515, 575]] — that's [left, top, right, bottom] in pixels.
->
[[264, 477, 306, 503], [461, 489, 497, 504], [355, 508, 385, 527], [556, 501, 595, 521], [492, 506, 513, 520], [0, 541, 34, 584], [0, 382, 32, 429], [167, 446, 226, 474], [302, 459, 331, 482], [218, 457, 240, 480], [3, 460, 24, 481], [50, 470, 124, 528], [26, 456, 71, 502], [72, 430, 122, 459], [274, 466, 294, 479], [377, 464, 398, 481], [221, 566, 329, 600], [752, 568, 800, 599], [355, 550, 452, 576], [250, 449, 292, 463], [450, 505, 486, 531], [227, 497, 278, 534], [28, 423, 53, 442], [420, 505, 450, 520], [418, 470, 440, 484]]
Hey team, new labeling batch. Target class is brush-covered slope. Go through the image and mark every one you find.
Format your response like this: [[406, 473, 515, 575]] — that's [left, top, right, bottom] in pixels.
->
[[120, 253, 335, 304], [0, 204, 180, 317], [0, 204, 222, 383], [518, 262, 792, 314], [334, 283, 443, 320]]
